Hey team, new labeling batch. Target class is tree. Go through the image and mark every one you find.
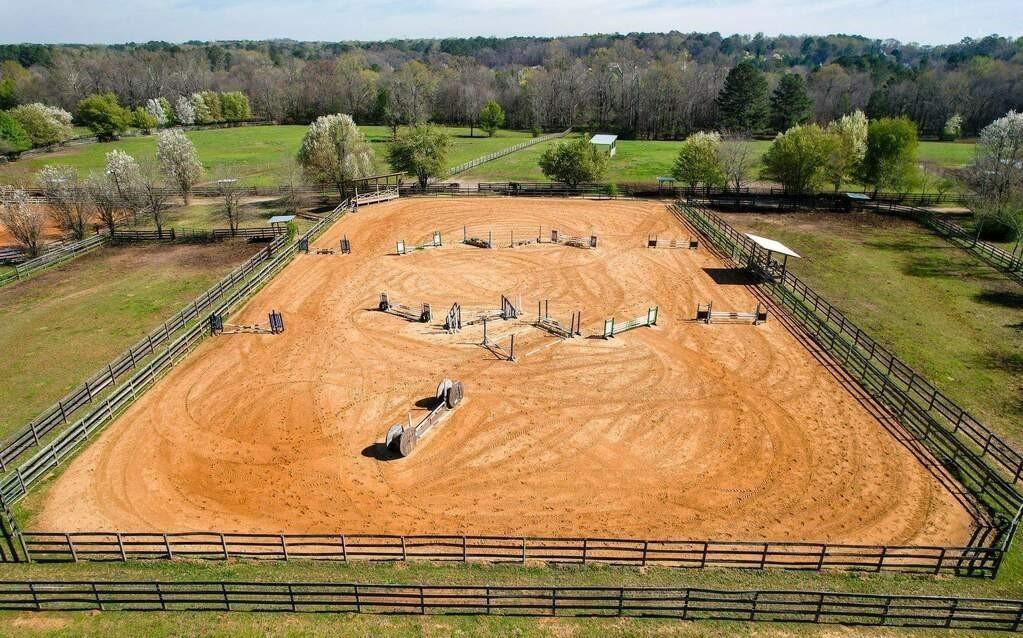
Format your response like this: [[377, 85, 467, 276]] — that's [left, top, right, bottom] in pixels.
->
[[857, 116, 919, 195], [87, 171, 122, 235], [962, 111, 1023, 250], [157, 97, 174, 125], [130, 106, 158, 133], [106, 149, 145, 221], [145, 98, 168, 127], [175, 95, 196, 125], [0, 186, 45, 257], [157, 129, 204, 203], [671, 132, 725, 191], [538, 138, 609, 187], [9, 103, 74, 147], [386, 124, 451, 188], [478, 100, 505, 137], [296, 113, 375, 197], [770, 73, 812, 132], [719, 134, 758, 191], [138, 162, 172, 238], [37, 164, 89, 240], [77, 93, 131, 141], [220, 91, 252, 122], [215, 177, 244, 233], [761, 124, 839, 194], [716, 62, 769, 133], [942, 113, 964, 141], [0, 110, 31, 154], [824, 110, 868, 191], [373, 87, 399, 136]]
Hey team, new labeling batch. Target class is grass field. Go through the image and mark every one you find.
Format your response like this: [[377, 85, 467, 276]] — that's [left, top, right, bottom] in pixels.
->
[[0, 241, 262, 440], [458, 135, 974, 186], [0, 125, 534, 187], [719, 211, 1022, 445]]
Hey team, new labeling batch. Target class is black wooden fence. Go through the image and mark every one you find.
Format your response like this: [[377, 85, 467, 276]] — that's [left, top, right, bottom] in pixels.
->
[[0, 198, 354, 502], [16, 531, 1002, 576], [0, 581, 1020, 630], [675, 203, 1023, 559], [675, 203, 1023, 489], [111, 226, 281, 243]]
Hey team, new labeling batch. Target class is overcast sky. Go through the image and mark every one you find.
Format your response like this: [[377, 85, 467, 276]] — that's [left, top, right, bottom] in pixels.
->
[[1, 0, 1019, 46]]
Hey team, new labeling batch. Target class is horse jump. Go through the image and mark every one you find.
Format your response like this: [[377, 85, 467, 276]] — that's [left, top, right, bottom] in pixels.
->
[[603, 306, 658, 339], [696, 302, 768, 325], [313, 235, 351, 255], [551, 229, 598, 249], [383, 378, 465, 457], [647, 234, 698, 250], [396, 231, 442, 255], [535, 300, 581, 339], [463, 226, 493, 249], [481, 316, 516, 361], [378, 292, 432, 323], [209, 310, 285, 335]]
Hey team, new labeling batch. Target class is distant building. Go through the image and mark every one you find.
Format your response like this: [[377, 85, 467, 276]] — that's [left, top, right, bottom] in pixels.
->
[[590, 134, 618, 157]]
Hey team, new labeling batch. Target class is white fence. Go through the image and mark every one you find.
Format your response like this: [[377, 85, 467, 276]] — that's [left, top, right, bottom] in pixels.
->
[[447, 129, 572, 177]]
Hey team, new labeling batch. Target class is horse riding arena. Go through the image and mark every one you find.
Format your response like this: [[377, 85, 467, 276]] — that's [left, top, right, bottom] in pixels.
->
[[34, 197, 975, 548]]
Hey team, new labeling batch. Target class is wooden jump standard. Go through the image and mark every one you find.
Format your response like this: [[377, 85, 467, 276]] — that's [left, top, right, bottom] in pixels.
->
[[378, 292, 432, 323]]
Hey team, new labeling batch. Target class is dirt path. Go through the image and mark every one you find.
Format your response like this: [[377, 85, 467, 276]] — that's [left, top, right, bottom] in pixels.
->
[[35, 198, 974, 546]]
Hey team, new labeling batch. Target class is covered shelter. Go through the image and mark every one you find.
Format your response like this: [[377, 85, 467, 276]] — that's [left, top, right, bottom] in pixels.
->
[[589, 134, 618, 157], [268, 215, 296, 234], [744, 233, 800, 281]]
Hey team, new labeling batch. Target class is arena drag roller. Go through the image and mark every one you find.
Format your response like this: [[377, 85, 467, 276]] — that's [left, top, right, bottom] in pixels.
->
[[383, 378, 465, 457]]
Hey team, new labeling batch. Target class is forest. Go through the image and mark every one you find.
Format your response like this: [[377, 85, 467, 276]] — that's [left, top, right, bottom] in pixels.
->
[[1, 32, 1021, 139]]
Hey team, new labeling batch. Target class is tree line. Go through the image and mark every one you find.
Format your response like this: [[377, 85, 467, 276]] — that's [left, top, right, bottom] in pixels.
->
[[0, 32, 1020, 144]]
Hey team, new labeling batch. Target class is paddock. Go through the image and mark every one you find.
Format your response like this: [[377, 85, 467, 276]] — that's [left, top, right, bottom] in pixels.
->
[[34, 198, 975, 548]]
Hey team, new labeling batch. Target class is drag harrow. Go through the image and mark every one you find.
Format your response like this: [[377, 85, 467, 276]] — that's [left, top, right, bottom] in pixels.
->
[[378, 292, 432, 323], [209, 310, 285, 335], [384, 378, 466, 457]]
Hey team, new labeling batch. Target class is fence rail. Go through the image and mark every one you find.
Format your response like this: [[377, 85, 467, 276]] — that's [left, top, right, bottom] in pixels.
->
[[675, 202, 1023, 555], [0, 580, 1020, 630], [0, 233, 107, 288], [0, 198, 352, 484], [17, 531, 1002, 575], [447, 129, 571, 177], [111, 226, 281, 243]]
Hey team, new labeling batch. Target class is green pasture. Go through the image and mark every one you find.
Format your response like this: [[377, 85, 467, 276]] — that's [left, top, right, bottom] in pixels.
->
[[0, 125, 534, 187], [458, 136, 973, 185], [720, 211, 1022, 446], [0, 241, 261, 440]]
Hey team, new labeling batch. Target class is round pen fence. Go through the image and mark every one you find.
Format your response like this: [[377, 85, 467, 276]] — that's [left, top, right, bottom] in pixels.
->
[[0, 581, 1019, 631]]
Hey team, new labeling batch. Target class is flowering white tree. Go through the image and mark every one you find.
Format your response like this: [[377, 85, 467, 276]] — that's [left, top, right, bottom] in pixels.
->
[[145, 98, 168, 127], [0, 186, 46, 257], [157, 129, 204, 204], [943, 113, 964, 141], [9, 103, 74, 146], [174, 95, 196, 126], [105, 149, 146, 220], [87, 171, 122, 234], [190, 92, 212, 124], [964, 111, 1023, 252], [37, 164, 89, 240], [297, 114, 375, 197], [825, 109, 868, 191]]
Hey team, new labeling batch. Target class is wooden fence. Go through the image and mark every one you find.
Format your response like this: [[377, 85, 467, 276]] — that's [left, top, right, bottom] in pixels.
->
[[675, 203, 1023, 489], [111, 226, 281, 243], [16, 532, 1003, 576], [675, 203, 1023, 550], [0, 233, 107, 288], [447, 129, 571, 177], [0, 581, 1020, 630], [0, 198, 353, 495]]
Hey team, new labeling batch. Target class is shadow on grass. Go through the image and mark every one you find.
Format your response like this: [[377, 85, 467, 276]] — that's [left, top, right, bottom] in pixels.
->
[[900, 253, 1000, 280], [981, 350, 1023, 374], [975, 289, 1023, 310]]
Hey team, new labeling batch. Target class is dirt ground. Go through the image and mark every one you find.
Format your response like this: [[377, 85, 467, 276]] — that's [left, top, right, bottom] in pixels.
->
[[35, 198, 975, 546]]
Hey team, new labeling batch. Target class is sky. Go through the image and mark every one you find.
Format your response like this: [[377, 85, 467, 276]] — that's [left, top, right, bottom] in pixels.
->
[[1, 0, 1020, 46]]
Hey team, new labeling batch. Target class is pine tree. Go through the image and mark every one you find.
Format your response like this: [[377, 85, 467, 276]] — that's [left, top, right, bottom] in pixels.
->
[[770, 73, 812, 132], [716, 62, 769, 133]]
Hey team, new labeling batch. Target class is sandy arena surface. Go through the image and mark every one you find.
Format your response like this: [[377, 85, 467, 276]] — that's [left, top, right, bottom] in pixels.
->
[[35, 198, 975, 545]]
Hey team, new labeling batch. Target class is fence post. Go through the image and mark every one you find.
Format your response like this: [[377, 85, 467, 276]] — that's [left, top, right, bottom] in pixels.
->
[[66, 532, 78, 562], [401, 535, 407, 561], [341, 534, 348, 561], [281, 534, 288, 561], [462, 535, 467, 563], [116, 532, 126, 561], [92, 582, 103, 610], [164, 533, 172, 559], [641, 540, 648, 567], [220, 533, 229, 560]]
